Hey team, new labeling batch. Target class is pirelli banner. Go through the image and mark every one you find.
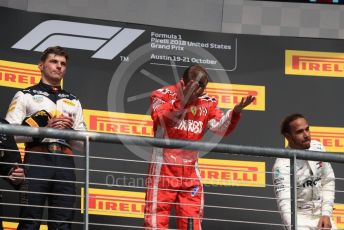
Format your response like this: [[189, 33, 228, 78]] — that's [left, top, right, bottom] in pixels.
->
[[1, 6, 344, 230]]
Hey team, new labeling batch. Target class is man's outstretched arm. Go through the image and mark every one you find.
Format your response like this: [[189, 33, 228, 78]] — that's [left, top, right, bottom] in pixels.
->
[[208, 95, 255, 136]]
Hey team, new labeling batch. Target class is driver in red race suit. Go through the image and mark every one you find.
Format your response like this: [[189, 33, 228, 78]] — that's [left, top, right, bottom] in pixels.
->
[[144, 64, 255, 229]]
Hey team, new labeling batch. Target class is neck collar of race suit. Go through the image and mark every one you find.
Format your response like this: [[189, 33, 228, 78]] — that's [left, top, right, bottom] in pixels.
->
[[38, 81, 62, 94]]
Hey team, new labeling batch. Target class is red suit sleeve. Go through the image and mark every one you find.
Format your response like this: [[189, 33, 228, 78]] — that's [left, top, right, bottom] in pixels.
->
[[207, 100, 241, 136], [150, 87, 185, 128]]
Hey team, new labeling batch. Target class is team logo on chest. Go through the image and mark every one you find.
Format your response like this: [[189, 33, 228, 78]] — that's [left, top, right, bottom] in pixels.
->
[[32, 95, 44, 103], [189, 106, 207, 116], [63, 99, 76, 107], [190, 106, 197, 116]]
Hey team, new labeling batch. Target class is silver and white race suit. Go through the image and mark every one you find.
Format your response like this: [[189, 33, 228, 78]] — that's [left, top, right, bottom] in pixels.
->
[[273, 140, 336, 230]]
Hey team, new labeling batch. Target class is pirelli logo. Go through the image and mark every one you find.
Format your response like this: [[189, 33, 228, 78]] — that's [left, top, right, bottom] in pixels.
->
[[284, 126, 344, 153], [198, 158, 266, 187], [285, 50, 344, 77], [3, 222, 17, 230], [81, 188, 145, 218], [206, 83, 265, 111], [312, 126, 344, 153], [333, 204, 344, 228], [83, 109, 153, 136], [3, 222, 47, 230], [81, 159, 265, 218], [0, 60, 41, 88]]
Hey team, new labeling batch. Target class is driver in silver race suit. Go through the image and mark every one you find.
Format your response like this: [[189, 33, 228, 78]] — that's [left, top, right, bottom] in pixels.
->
[[273, 113, 336, 230]]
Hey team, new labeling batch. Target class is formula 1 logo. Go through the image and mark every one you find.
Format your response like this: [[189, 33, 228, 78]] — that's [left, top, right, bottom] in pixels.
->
[[12, 20, 145, 60]]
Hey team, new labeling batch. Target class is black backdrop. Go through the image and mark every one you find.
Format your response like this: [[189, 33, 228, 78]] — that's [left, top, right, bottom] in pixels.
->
[[1, 6, 344, 230]]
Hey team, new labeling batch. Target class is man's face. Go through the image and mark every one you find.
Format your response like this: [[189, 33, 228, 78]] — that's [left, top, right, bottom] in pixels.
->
[[285, 118, 311, 150], [39, 54, 67, 85], [183, 70, 208, 98]]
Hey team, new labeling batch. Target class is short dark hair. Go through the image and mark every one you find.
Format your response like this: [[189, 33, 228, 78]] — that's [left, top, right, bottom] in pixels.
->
[[182, 64, 208, 82], [280, 113, 306, 135], [40, 46, 69, 62]]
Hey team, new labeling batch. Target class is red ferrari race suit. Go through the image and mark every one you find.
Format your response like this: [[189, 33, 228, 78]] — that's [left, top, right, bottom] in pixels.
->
[[144, 82, 241, 230]]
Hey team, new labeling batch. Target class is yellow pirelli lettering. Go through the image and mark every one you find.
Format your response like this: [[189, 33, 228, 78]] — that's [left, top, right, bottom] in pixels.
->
[[0, 60, 41, 88], [83, 109, 153, 136], [198, 158, 266, 187], [206, 83, 265, 111], [3, 221, 47, 230], [81, 188, 145, 218], [333, 204, 344, 228], [285, 50, 344, 77], [285, 126, 344, 153]]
